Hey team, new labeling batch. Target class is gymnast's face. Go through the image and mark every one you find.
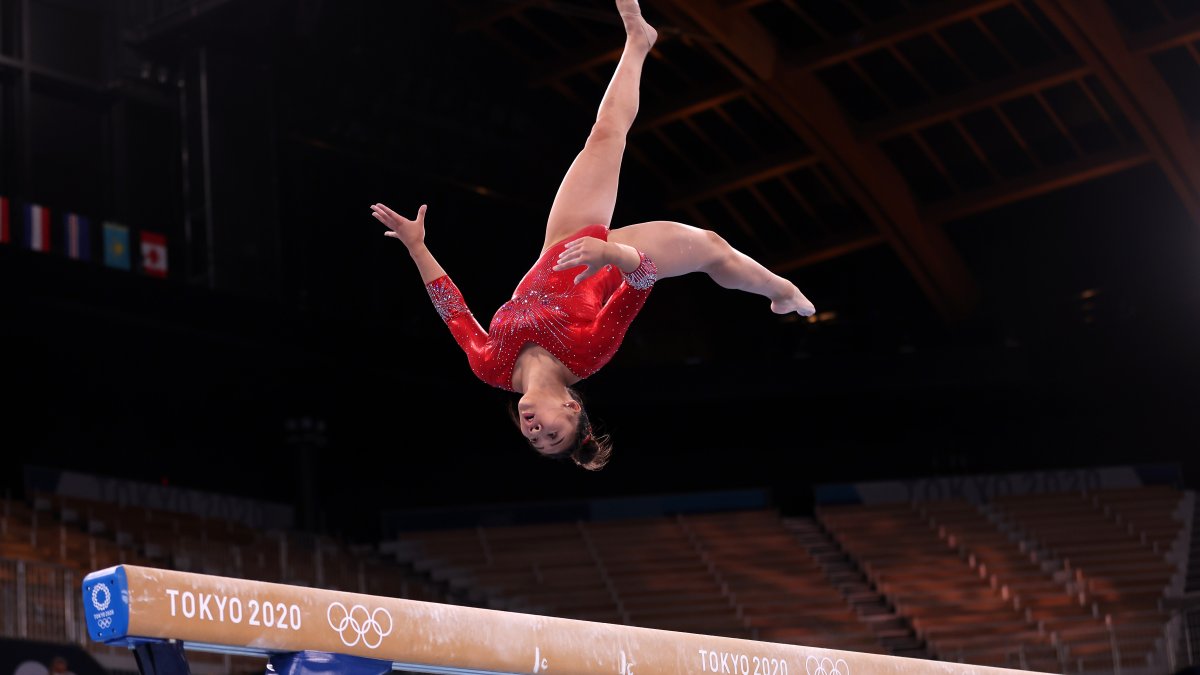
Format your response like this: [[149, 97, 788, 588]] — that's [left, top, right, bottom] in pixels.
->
[[516, 395, 580, 454]]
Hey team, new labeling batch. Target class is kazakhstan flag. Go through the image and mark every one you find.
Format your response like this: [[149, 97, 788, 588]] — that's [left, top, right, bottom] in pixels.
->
[[103, 221, 131, 270]]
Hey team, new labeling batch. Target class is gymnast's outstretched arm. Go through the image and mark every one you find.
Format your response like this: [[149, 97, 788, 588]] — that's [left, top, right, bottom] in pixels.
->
[[373, 203, 445, 283], [373, 202, 489, 364]]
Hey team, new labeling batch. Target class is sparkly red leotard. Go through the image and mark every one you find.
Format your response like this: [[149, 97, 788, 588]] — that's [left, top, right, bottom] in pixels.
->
[[425, 224, 658, 391]]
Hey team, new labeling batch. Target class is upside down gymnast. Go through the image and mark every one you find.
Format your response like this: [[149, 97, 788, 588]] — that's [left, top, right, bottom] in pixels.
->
[[372, 0, 816, 470]]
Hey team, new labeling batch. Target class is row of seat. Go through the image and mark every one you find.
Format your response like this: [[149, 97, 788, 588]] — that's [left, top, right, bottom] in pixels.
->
[[13, 492, 442, 600], [817, 487, 1188, 674], [2, 486, 1191, 675], [1, 493, 445, 675], [386, 510, 904, 656]]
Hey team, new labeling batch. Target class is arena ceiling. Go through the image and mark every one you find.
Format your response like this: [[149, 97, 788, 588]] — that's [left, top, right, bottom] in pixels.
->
[[111, 0, 1200, 345], [445, 0, 1200, 321]]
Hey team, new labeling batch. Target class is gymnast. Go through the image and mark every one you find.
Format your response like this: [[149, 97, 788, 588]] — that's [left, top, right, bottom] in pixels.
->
[[372, 0, 815, 470]]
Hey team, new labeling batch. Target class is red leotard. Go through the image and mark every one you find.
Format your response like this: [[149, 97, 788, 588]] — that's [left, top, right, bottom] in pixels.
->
[[425, 224, 658, 391]]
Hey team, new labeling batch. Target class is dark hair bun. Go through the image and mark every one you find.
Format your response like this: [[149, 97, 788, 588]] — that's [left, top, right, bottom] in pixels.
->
[[572, 433, 612, 471]]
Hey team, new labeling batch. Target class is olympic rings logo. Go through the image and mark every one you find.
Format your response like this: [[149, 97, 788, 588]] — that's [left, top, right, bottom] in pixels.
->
[[806, 657, 848, 675], [97, 617, 112, 629], [91, 584, 111, 611], [326, 602, 393, 649]]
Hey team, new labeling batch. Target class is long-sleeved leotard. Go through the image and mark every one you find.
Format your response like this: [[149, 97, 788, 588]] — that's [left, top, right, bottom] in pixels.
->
[[425, 224, 658, 391]]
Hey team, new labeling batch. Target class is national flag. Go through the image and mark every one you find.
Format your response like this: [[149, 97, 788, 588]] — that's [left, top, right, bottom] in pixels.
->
[[140, 231, 168, 278], [0, 197, 9, 244], [103, 221, 131, 270], [24, 203, 51, 252], [65, 212, 92, 261]]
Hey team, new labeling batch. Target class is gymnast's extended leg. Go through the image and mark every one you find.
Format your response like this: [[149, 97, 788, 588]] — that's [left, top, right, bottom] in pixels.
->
[[609, 221, 816, 316], [540, 1, 657, 253]]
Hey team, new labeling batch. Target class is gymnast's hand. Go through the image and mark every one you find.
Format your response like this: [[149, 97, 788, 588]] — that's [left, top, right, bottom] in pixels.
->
[[373, 203, 426, 250], [554, 236, 620, 285]]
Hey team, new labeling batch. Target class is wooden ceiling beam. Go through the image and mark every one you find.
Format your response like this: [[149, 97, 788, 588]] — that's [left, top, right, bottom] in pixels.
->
[[529, 32, 675, 89], [663, 0, 979, 320], [456, 1, 544, 33], [772, 232, 887, 272], [722, 0, 771, 10], [530, 42, 626, 88], [1127, 12, 1200, 55], [1036, 0, 1200, 225], [861, 57, 1088, 141], [924, 145, 1153, 224], [633, 81, 746, 134], [792, 0, 1014, 73], [667, 153, 822, 210], [862, 18, 1200, 143]]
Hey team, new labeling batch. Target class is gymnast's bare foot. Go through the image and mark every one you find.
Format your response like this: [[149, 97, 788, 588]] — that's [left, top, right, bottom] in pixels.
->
[[771, 285, 817, 317], [617, 0, 658, 52]]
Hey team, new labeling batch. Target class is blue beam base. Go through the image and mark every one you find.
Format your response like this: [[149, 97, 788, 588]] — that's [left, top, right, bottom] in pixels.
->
[[133, 641, 192, 675], [267, 651, 393, 675]]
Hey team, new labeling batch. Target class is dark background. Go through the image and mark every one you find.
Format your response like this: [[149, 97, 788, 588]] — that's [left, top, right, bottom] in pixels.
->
[[2, 0, 1199, 542]]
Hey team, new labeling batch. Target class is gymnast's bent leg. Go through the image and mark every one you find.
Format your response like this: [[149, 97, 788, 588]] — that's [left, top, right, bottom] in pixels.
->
[[540, 1, 657, 253], [609, 221, 816, 316]]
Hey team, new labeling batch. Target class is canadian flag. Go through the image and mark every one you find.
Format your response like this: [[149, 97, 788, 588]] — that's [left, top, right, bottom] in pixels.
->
[[140, 231, 168, 278]]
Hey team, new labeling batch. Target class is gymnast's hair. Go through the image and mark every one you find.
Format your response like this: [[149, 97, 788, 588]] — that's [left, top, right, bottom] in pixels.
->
[[508, 388, 613, 471]]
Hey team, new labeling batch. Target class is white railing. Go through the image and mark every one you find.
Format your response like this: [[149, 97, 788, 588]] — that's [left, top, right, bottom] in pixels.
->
[[0, 559, 87, 646], [1183, 606, 1200, 668]]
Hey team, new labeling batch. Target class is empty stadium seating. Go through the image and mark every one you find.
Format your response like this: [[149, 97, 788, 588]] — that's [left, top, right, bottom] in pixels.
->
[[0, 491, 443, 674], [385, 509, 916, 656], [2, 484, 1194, 675], [817, 487, 1192, 674]]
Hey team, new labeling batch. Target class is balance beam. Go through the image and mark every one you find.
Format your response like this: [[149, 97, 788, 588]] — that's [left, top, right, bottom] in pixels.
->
[[83, 565, 1046, 675]]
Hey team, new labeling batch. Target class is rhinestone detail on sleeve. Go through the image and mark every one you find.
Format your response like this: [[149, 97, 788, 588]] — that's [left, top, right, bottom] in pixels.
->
[[427, 277, 470, 321], [622, 252, 657, 290]]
